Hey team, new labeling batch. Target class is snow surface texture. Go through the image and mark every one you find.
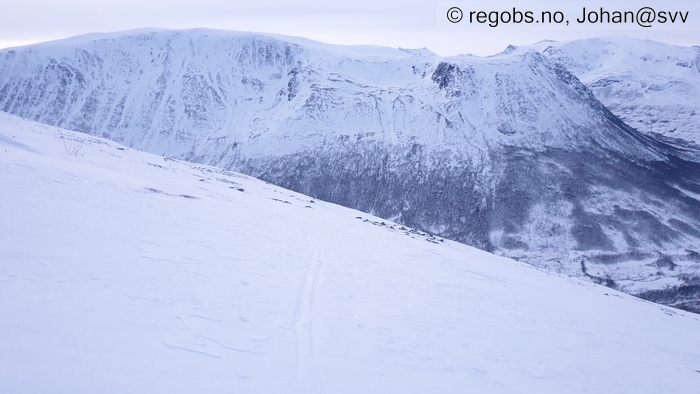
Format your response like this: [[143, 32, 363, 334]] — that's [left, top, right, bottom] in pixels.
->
[[2, 113, 700, 393], [513, 37, 700, 146], [1, 29, 700, 310]]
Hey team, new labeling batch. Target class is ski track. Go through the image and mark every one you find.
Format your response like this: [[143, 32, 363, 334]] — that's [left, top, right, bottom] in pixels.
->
[[292, 216, 324, 389], [3, 113, 700, 393]]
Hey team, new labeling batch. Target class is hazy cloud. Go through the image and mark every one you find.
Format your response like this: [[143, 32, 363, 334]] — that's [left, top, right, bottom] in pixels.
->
[[0, 0, 697, 56]]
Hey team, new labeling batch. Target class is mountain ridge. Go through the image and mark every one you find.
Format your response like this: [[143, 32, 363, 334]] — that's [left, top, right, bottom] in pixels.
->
[[1, 29, 699, 310], [511, 36, 700, 146]]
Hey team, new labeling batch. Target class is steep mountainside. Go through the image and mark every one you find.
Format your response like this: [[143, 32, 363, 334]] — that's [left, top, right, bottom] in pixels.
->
[[513, 37, 700, 146], [1, 29, 699, 309], [2, 113, 700, 393]]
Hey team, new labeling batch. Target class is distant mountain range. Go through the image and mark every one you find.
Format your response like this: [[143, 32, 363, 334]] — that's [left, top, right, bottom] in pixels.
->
[[1, 29, 699, 311], [512, 36, 700, 146]]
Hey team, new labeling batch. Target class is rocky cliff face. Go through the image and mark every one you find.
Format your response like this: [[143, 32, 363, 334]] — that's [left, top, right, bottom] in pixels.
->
[[1, 29, 699, 310]]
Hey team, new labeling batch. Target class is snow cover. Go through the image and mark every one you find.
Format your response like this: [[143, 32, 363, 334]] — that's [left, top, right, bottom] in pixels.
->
[[2, 114, 700, 393], [1, 28, 700, 315], [515, 37, 700, 146], [0, 28, 663, 159]]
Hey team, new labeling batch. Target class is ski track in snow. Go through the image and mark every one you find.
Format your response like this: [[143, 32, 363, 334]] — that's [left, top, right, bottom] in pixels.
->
[[2, 113, 700, 393], [293, 214, 324, 388], [1, 30, 698, 307]]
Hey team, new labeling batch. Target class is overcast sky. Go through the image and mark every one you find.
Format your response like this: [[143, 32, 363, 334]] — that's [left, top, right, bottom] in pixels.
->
[[1, 0, 698, 56]]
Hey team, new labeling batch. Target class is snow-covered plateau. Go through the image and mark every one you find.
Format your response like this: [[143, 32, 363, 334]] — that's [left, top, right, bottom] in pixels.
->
[[0, 29, 699, 311], [2, 113, 700, 393]]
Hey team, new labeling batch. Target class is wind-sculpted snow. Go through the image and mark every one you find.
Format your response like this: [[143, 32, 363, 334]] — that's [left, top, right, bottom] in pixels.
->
[[2, 113, 700, 393], [0, 29, 699, 311]]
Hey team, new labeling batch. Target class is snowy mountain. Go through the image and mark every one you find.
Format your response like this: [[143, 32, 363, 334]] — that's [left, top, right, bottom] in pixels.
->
[[2, 113, 700, 393], [513, 37, 700, 146], [1, 29, 700, 310]]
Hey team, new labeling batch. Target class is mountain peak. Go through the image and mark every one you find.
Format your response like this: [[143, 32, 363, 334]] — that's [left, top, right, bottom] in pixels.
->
[[517, 36, 700, 144], [1, 30, 699, 312]]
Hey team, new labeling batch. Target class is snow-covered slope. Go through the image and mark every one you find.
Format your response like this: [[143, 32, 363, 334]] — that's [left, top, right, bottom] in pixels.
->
[[2, 113, 700, 394], [513, 37, 700, 145], [1, 29, 700, 310]]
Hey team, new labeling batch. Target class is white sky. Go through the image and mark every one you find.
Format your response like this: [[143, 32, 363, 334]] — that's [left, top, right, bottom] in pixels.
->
[[1, 0, 698, 56]]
